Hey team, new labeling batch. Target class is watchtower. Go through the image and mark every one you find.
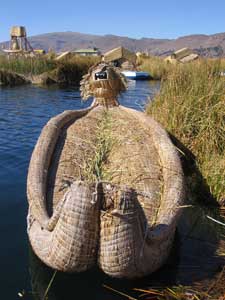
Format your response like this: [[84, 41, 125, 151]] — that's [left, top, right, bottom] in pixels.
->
[[10, 26, 33, 52], [3, 26, 33, 55]]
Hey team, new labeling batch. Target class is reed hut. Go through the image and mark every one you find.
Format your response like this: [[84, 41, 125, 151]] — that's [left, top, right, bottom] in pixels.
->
[[27, 63, 184, 279], [165, 47, 198, 64], [103, 47, 136, 69]]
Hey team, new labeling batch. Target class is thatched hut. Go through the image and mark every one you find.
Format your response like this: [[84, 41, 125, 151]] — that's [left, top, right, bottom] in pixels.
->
[[165, 48, 198, 64], [103, 47, 136, 69], [27, 63, 184, 279]]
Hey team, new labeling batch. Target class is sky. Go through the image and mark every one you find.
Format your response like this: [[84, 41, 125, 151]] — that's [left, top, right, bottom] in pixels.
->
[[0, 0, 225, 42]]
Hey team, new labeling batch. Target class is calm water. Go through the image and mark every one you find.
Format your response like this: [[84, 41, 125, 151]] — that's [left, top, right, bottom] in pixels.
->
[[0, 81, 224, 300]]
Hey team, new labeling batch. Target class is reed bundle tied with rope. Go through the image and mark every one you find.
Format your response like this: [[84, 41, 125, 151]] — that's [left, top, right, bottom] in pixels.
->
[[27, 63, 184, 278]]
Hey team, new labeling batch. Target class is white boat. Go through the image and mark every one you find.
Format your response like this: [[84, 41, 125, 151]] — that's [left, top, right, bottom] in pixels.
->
[[121, 70, 151, 80]]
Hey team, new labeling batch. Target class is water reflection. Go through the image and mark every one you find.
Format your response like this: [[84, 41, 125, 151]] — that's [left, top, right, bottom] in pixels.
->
[[119, 80, 160, 111]]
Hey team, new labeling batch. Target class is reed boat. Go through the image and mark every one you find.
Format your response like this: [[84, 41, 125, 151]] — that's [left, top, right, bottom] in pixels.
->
[[27, 64, 184, 279]]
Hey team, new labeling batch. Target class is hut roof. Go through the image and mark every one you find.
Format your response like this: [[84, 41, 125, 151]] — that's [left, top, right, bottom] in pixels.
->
[[165, 48, 199, 64], [104, 47, 136, 64], [179, 53, 199, 63], [10, 26, 26, 37], [172, 47, 192, 60]]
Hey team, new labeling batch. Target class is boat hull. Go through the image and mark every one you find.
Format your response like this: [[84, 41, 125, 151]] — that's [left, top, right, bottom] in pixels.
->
[[27, 105, 184, 278]]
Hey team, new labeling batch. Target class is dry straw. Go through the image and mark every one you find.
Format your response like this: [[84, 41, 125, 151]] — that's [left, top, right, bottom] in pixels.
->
[[27, 64, 184, 278]]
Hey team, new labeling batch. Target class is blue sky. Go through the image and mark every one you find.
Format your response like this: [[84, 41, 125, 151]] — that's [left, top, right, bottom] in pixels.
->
[[0, 0, 225, 41]]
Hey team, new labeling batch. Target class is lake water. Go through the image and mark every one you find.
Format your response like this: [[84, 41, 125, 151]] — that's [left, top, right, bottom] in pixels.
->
[[0, 81, 224, 300]]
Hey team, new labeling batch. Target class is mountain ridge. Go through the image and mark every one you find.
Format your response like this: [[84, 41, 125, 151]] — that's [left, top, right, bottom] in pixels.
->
[[1, 31, 225, 57]]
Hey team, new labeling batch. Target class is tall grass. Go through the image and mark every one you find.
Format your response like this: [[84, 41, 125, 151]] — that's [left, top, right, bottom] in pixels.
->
[[146, 59, 225, 203], [138, 55, 176, 80], [0, 55, 57, 75], [0, 55, 100, 77], [40, 55, 100, 86], [53, 56, 100, 84]]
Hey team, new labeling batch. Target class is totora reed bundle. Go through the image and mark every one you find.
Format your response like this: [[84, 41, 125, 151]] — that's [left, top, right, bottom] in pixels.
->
[[27, 63, 184, 278]]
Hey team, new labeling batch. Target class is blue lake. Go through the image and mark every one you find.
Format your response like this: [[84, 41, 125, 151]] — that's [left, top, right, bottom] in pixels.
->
[[0, 80, 224, 300]]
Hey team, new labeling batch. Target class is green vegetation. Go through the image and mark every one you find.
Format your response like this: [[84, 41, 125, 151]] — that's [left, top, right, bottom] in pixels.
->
[[0, 54, 100, 85], [42, 56, 100, 85], [146, 59, 225, 203], [84, 110, 116, 182], [0, 55, 57, 75]]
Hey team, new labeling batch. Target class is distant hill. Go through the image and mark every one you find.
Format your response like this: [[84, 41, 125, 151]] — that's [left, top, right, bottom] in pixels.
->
[[1, 31, 225, 57]]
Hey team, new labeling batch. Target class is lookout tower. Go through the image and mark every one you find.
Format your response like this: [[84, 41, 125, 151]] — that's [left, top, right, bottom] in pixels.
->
[[3, 26, 33, 55]]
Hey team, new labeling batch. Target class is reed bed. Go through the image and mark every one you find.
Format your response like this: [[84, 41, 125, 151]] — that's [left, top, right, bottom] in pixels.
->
[[49, 56, 100, 85], [0, 55, 57, 75], [0, 55, 100, 80], [146, 59, 225, 203], [138, 55, 177, 80]]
